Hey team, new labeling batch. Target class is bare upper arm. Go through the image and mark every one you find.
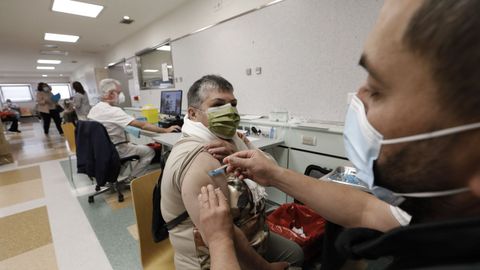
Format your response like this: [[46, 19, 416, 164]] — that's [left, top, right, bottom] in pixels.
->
[[181, 152, 230, 227]]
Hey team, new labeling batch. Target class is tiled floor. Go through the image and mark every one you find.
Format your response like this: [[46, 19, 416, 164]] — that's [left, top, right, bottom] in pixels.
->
[[0, 120, 118, 270]]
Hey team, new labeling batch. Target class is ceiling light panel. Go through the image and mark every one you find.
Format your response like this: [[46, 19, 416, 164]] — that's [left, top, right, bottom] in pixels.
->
[[52, 0, 104, 18], [37, 59, 62, 64], [144, 69, 159, 73], [40, 50, 69, 56], [44, 33, 79, 43], [37, 66, 55, 70]]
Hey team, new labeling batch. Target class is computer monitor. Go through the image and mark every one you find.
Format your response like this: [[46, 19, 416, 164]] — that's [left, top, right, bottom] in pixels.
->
[[160, 90, 182, 116]]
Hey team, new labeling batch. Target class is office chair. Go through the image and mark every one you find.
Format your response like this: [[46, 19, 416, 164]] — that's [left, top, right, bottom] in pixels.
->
[[61, 122, 77, 188], [76, 120, 139, 203], [304, 164, 332, 179], [302, 164, 347, 270], [130, 170, 175, 270]]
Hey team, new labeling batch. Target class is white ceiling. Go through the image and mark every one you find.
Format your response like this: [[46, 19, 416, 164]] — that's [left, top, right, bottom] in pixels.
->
[[0, 0, 188, 79]]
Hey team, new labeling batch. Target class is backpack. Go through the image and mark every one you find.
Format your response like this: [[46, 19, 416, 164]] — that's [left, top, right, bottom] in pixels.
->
[[152, 141, 205, 242]]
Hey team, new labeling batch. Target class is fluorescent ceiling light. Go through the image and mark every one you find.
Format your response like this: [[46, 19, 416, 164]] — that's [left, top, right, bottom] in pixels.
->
[[166, 65, 173, 68], [52, 0, 104, 18], [144, 69, 159, 73], [156, 45, 171, 51], [37, 66, 55, 70], [37, 59, 61, 64], [107, 62, 116, 67], [44, 33, 79, 43], [42, 74, 48, 77], [40, 49, 69, 56], [123, 15, 130, 20]]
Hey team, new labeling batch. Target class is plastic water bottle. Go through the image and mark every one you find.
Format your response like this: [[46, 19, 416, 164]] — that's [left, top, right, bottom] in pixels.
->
[[269, 127, 276, 139]]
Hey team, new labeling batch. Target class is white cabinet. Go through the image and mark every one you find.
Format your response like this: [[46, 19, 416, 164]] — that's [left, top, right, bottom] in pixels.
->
[[239, 119, 349, 205], [263, 146, 289, 205], [286, 128, 346, 158], [286, 149, 351, 202], [288, 149, 351, 175]]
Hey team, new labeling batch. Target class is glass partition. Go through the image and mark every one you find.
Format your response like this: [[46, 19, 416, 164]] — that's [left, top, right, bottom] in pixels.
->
[[137, 41, 174, 89]]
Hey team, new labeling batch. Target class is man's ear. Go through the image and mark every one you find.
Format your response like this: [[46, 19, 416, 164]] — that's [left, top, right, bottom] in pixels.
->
[[468, 171, 480, 198], [187, 107, 196, 120]]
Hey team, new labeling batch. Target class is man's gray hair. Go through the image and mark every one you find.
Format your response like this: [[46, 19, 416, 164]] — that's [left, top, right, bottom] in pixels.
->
[[99, 78, 120, 95], [187, 75, 234, 108]]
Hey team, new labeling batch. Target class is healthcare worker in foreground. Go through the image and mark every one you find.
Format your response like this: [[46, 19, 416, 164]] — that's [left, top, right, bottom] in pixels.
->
[[195, 0, 480, 269]]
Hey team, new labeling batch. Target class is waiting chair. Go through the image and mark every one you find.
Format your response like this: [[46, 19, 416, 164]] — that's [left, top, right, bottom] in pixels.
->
[[76, 120, 139, 203], [303, 164, 346, 269], [130, 170, 175, 270], [61, 122, 77, 188]]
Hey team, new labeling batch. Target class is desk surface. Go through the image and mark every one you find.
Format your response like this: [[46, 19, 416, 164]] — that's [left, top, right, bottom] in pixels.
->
[[152, 133, 284, 150], [139, 129, 161, 137]]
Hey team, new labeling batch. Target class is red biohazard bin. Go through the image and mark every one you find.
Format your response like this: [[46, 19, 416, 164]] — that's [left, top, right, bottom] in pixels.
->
[[267, 203, 326, 259]]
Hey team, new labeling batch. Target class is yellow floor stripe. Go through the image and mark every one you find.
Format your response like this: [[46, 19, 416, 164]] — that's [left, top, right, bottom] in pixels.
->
[[0, 206, 52, 261], [0, 179, 44, 209], [17, 153, 68, 166], [127, 224, 139, 241], [0, 165, 41, 187], [0, 243, 58, 270]]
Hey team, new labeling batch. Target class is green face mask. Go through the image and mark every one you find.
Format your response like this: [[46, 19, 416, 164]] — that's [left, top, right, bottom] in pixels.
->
[[206, 103, 240, 139]]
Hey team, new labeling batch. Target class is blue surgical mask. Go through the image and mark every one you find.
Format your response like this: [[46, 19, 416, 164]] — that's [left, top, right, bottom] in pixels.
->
[[343, 95, 479, 205]]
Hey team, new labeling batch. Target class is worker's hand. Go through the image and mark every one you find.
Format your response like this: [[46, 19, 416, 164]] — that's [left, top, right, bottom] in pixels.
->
[[223, 149, 283, 187], [197, 184, 234, 247], [165, 125, 181, 133], [204, 139, 237, 161]]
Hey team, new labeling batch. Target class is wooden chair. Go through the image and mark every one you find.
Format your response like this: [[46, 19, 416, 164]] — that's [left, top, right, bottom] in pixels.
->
[[61, 122, 77, 188], [130, 170, 175, 270]]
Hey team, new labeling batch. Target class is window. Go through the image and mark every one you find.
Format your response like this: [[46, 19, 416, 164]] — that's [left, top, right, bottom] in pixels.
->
[[0, 84, 33, 102], [50, 83, 72, 99]]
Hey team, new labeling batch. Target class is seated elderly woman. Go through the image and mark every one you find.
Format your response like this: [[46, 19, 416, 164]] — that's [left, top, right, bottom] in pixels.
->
[[160, 75, 303, 270]]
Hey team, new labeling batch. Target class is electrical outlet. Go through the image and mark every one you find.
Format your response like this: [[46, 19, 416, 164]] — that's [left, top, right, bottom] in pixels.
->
[[246, 68, 252, 76], [255, 67, 262, 75], [301, 135, 316, 146], [214, 0, 223, 11]]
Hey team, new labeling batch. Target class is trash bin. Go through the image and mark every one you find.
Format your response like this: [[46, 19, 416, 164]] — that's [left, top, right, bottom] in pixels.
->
[[141, 105, 159, 124], [267, 203, 326, 258]]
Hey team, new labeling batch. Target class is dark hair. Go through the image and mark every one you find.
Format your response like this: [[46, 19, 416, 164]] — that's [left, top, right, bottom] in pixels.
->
[[404, 0, 480, 121], [72, 81, 86, 95], [37, 82, 47, 92], [187, 75, 234, 108]]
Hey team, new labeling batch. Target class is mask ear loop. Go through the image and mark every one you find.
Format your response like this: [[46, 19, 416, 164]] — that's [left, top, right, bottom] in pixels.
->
[[381, 122, 480, 145], [189, 106, 206, 120], [392, 187, 470, 198]]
